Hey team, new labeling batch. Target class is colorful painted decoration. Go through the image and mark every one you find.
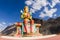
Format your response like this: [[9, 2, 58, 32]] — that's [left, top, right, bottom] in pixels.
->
[[15, 6, 41, 37]]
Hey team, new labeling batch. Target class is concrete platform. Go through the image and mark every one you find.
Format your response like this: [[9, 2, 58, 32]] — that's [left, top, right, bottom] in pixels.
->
[[0, 34, 58, 40]]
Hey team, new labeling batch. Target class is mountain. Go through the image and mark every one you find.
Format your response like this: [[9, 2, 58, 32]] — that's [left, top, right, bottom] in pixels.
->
[[1, 18, 43, 36], [1, 24, 16, 36], [41, 17, 60, 35], [1, 17, 60, 36]]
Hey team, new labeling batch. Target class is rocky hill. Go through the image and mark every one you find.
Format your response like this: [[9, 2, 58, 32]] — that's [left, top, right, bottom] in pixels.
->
[[41, 17, 60, 35], [1, 18, 43, 36], [1, 24, 16, 36], [1, 17, 60, 36]]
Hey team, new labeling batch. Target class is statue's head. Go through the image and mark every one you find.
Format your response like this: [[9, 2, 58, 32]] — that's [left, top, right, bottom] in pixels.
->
[[24, 6, 29, 13]]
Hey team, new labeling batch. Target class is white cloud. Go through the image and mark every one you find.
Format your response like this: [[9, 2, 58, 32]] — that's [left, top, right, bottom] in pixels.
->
[[54, 14, 57, 17], [30, 8, 36, 13], [39, 12, 46, 18], [39, 7, 57, 18], [25, 0, 33, 6], [25, 0, 60, 18], [45, 7, 57, 17], [2, 22, 6, 25], [49, 0, 60, 8], [25, 0, 49, 13]]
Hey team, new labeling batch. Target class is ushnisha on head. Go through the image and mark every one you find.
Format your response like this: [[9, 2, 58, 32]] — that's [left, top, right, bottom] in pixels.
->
[[24, 6, 29, 13]]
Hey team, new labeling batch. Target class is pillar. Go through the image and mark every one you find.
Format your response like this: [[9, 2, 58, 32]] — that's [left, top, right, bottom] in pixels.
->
[[15, 22, 22, 37], [30, 20, 34, 33]]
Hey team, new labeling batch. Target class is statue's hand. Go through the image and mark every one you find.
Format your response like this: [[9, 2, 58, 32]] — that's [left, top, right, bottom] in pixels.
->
[[21, 15, 23, 18], [20, 10, 23, 14]]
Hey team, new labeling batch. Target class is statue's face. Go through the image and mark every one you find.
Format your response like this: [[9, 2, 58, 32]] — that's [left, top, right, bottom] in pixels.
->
[[24, 6, 29, 13]]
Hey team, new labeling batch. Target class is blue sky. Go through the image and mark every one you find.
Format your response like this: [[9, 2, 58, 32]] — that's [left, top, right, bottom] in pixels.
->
[[0, 0, 26, 31], [0, 0, 60, 31], [0, 0, 25, 23], [25, 0, 60, 19]]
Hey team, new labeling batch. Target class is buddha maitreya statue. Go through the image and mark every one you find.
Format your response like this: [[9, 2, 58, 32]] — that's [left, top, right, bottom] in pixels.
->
[[21, 6, 32, 20]]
